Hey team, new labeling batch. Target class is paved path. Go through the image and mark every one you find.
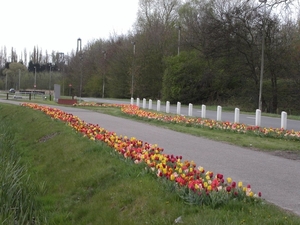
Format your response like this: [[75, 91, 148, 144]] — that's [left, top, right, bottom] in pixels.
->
[[1, 99, 300, 216]]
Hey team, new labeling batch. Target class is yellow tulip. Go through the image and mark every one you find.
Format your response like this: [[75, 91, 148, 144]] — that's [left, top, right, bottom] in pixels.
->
[[227, 177, 232, 184], [198, 166, 204, 173], [238, 181, 243, 188], [163, 168, 167, 174], [170, 174, 175, 181]]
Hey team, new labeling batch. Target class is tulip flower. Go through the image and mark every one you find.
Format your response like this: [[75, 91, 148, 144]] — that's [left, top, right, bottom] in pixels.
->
[[238, 181, 243, 188], [226, 177, 232, 184]]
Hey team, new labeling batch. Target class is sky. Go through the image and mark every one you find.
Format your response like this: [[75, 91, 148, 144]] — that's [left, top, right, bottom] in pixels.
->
[[1, 0, 140, 59]]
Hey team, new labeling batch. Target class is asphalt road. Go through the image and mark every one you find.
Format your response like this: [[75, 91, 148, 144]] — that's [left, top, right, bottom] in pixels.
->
[[1, 99, 300, 217], [83, 98, 300, 131]]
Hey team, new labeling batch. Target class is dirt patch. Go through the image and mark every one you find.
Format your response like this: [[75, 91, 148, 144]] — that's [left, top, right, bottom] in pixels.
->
[[247, 145, 300, 161], [266, 150, 300, 161], [39, 132, 60, 142]]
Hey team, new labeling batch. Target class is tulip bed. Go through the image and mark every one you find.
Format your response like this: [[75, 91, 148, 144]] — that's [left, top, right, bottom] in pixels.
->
[[121, 104, 300, 140], [21, 102, 261, 207], [74, 103, 300, 141], [74, 102, 300, 140]]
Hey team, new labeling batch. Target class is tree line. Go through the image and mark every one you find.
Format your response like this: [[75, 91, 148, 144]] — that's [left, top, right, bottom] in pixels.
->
[[1, 0, 300, 114], [0, 46, 65, 91]]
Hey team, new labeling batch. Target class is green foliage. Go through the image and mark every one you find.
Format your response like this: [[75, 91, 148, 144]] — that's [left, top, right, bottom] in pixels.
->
[[137, 50, 164, 99], [2, 62, 27, 76], [84, 74, 102, 97], [107, 48, 132, 98], [163, 51, 212, 103], [1, 62, 28, 90]]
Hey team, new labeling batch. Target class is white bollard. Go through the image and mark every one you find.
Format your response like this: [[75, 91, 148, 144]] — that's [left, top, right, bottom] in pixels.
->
[[166, 101, 170, 113], [188, 103, 193, 117], [281, 111, 287, 130], [217, 106, 222, 121], [136, 98, 140, 107], [130, 97, 134, 105], [157, 100, 161, 112], [234, 108, 240, 123], [142, 98, 146, 109], [201, 104, 206, 118], [177, 102, 181, 115], [149, 99, 152, 110], [255, 109, 261, 126]]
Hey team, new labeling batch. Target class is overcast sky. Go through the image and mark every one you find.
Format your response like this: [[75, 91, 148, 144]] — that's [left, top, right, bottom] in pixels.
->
[[1, 0, 139, 58]]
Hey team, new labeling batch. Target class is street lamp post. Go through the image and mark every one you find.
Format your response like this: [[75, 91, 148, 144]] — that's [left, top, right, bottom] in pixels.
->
[[33, 66, 37, 99], [258, 0, 267, 111], [131, 41, 136, 98], [177, 25, 181, 56], [34, 66, 36, 88], [77, 38, 83, 100], [102, 50, 106, 98], [18, 69, 21, 90], [58, 52, 65, 95], [5, 73, 7, 91], [49, 64, 52, 97], [69, 84, 72, 96]]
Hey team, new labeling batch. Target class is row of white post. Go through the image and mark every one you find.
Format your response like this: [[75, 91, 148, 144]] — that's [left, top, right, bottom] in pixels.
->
[[130, 98, 288, 130]]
